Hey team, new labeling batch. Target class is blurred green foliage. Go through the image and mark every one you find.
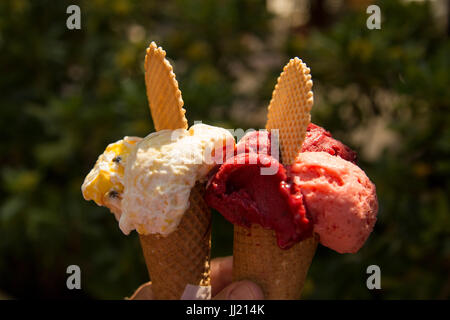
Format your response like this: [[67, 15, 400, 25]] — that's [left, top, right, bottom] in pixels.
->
[[0, 0, 448, 299]]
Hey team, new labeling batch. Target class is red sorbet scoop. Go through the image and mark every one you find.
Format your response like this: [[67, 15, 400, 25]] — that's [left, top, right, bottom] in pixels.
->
[[205, 152, 312, 249], [302, 123, 357, 163]]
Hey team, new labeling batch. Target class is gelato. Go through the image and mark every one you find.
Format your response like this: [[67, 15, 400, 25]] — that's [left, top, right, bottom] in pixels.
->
[[205, 152, 312, 249], [290, 152, 377, 253], [205, 124, 378, 253], [82, 123, 235, 236], [81, 136, 142, 220], [302, 123, 357, 164], [121, 124, 234, 235]]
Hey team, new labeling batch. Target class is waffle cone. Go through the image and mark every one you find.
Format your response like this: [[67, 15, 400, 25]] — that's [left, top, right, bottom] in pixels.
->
[[232, 58, 317, 299], [233, 225, 317, 299], [139, 42, 211, 299], [139, 183, 211, 300]]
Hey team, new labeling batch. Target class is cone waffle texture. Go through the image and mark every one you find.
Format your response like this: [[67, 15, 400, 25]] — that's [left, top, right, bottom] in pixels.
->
[[233, 224, 318, 299], [140, 42, 211, 299], [139, 183, 211, 300], [145, 42, 188, 131], [266, 57, 314, 165], [233, 58, 317, 299]]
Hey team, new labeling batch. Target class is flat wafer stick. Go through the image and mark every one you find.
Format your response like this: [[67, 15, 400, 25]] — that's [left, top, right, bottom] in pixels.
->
[[266, 57, 314, 164], [144, 42, 188, 131]]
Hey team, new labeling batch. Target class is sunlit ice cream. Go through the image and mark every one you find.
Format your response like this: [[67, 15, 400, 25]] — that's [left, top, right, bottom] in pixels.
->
[[206, 130, 312, 249], [301, 123, 357, 164], [205, 123, 378, 253], [290, 152, 377, 253], [81, 136, 142, 220], [205, 151, 311, 249], [120, 124, 235, 235], [82, 123, 235, 236]]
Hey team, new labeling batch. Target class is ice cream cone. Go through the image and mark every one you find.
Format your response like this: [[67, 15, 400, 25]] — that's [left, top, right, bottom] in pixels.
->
[[139, 183, 211, 300], [233, 224, 318, 299], [232, 58, 317, 299], [139, 42, 212, 299]]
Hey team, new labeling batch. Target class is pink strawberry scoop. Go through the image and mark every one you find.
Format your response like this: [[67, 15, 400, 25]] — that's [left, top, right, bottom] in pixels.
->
[[290, 152, 377, 253], [205, 123, 378, 253]]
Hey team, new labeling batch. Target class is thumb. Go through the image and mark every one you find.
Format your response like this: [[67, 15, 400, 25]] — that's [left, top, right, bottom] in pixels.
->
[[213, 280, 264, 300]]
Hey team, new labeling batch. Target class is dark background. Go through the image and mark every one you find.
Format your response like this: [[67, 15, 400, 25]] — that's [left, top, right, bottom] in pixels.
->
[[0, 0, 449, 299]]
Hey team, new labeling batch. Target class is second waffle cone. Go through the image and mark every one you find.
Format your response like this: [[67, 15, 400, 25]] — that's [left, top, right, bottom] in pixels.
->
[[232, 58, 317, 299], [233, 225, 317, 299]]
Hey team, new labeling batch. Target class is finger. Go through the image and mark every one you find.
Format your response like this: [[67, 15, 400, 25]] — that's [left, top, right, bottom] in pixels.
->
[[213, 280, 264, 300], [127, 281, 155, 300], [211, 256, 233, 296]]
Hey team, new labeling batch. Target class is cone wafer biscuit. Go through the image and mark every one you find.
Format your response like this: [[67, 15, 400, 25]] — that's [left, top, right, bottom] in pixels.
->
[[139, 42, 212, 300], [145, 41, 188, 131], [266, 57, 314, 165], [232, 58, 317, 300]]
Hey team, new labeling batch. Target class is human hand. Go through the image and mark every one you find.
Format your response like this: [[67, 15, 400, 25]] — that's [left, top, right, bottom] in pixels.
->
[[128, 256, 263, 300]]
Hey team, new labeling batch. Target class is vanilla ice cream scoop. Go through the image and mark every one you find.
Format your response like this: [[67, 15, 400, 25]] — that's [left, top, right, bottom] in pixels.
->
[[119, 124, 235, 236]]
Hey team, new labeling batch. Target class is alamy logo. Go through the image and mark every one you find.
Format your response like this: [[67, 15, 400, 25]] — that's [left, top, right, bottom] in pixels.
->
[[66, 5, 81, 30], [366, 5, 381, 30], [66, 265, 81, 289], [366, 265, 381, 289]]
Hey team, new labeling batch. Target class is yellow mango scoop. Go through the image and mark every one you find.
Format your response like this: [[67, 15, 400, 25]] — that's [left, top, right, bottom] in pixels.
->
[[81, 136, 142, 220]]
